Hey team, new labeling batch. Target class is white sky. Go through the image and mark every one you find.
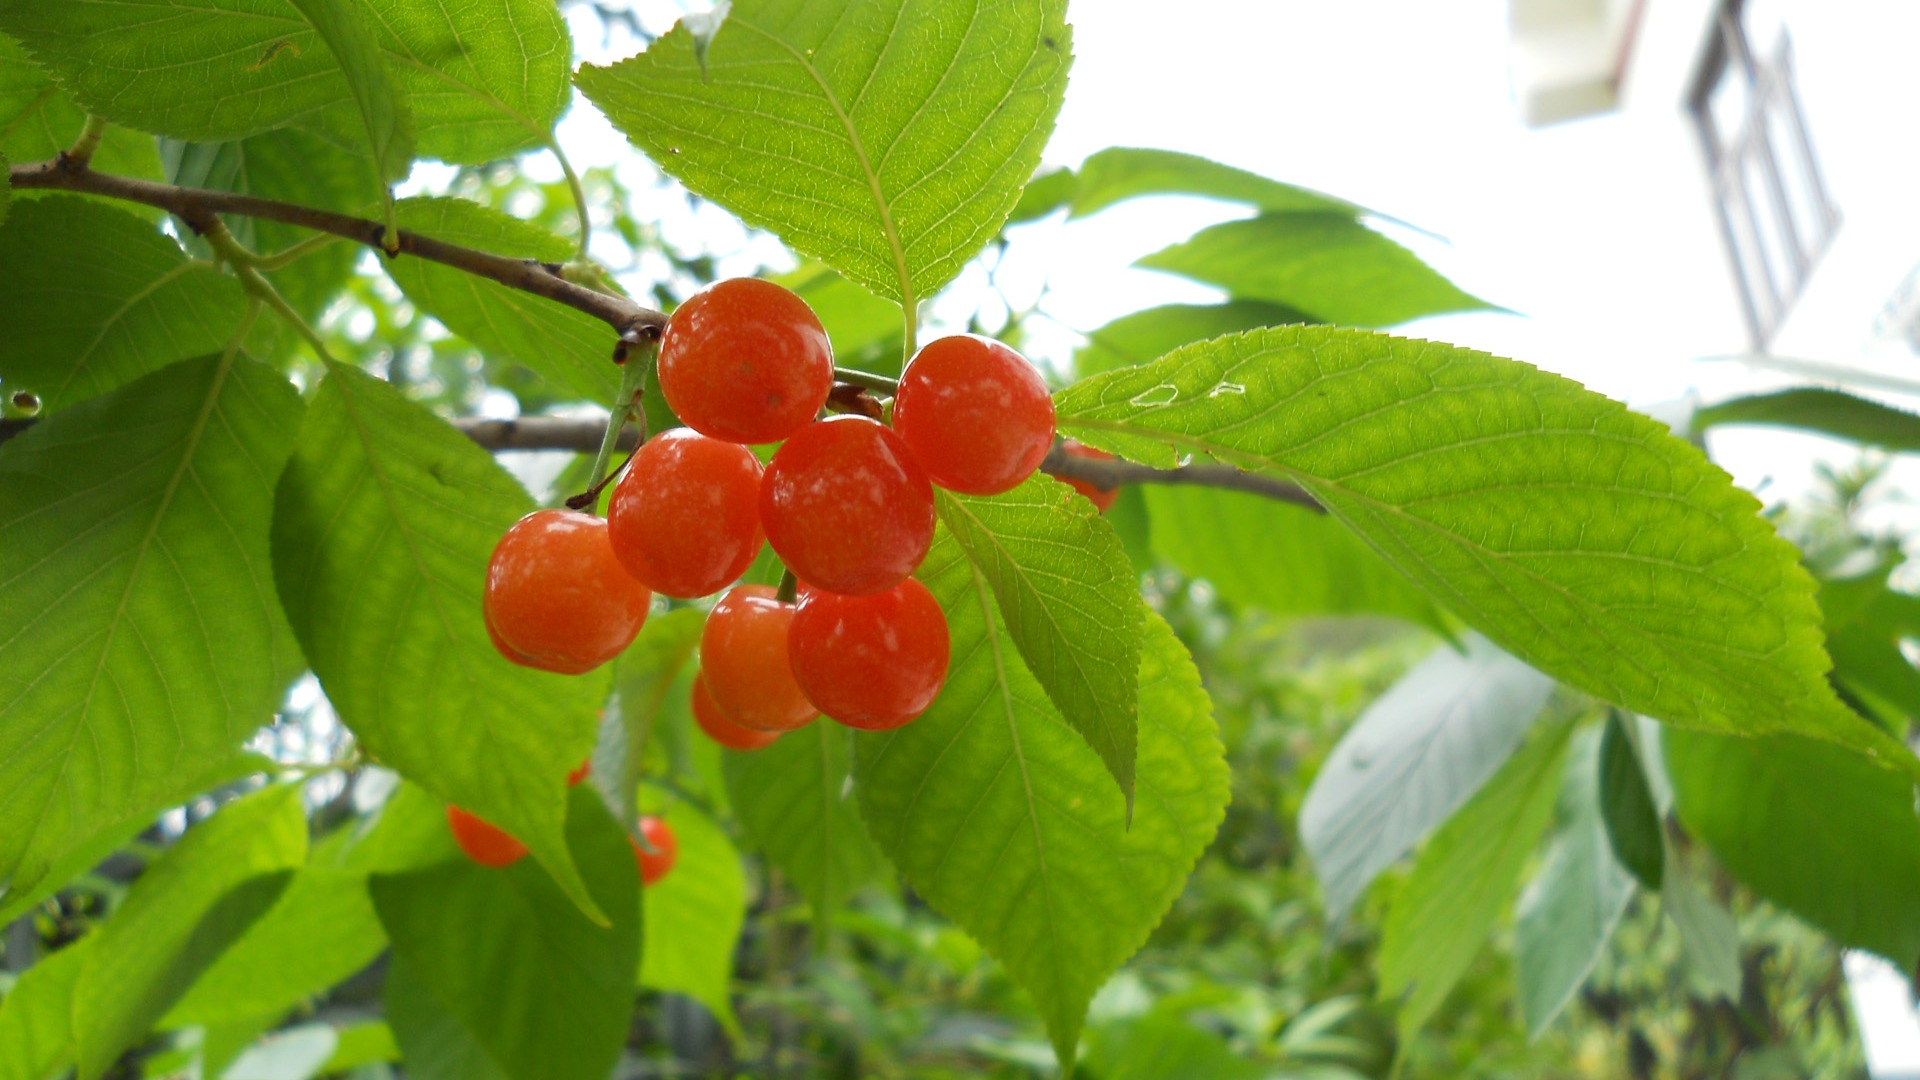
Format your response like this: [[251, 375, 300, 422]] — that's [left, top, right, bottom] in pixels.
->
[[540, 0, 1920, 523]]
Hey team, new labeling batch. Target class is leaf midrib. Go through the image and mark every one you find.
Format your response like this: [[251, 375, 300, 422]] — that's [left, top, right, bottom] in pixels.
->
[[731, 16, 914, 314]]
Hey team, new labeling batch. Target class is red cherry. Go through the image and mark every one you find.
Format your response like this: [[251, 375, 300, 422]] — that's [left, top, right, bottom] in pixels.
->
[[761, 416, 934, 596], [632, 816, 678, 885], [657, 278, 834, 444], [607, 428, 765, 598], [1058, 440, 1120, 513], [790, 578, 950, 730], [447, 806, 527, 868], [567, 760, 591, 786], [893, 334, 1055, 495], [700, 585, 818, 732], [485, 509, 652, 674], [691, 672, 781, 750]]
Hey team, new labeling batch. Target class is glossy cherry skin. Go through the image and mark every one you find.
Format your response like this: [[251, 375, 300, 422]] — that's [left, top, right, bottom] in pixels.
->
[[691, 672, 781, 750], [608, 428, 765, 598], [789, 578, 950, 730], [700, 585, 818, 732], [632, 816, 678, 885], [486, 509, 652, 674], [447, 806, 527, 868], [658, 278, 834, 444], [761, 416, 935, 596], [893, 334, 1055, 495], [1057, 440, 1120, 513]]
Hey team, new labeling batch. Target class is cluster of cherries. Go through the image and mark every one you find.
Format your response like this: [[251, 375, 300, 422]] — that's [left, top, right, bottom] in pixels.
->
[[448, 277, 1112, 870]]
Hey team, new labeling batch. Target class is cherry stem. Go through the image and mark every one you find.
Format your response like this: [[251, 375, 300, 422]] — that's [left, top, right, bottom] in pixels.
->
[[776, 568, 798, 605], [572, 344, 653, 512], [831, 367, 900, 395]]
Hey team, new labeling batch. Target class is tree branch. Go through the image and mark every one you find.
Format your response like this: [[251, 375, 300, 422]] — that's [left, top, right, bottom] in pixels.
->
[[7, 157, 667, 339], [0, 416, 1322, 509]]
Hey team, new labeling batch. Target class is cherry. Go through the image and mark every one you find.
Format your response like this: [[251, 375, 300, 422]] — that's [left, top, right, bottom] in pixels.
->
[[486, 509, 651, 674], [568, 760, 591, 786], [447, 806, 527, 868], [893, 334, 1055, 495], [789, 578, 950, 730], [607, 428, 765, 598], [1057, 439, 1120, 513], [657, 278, 834, 444], [701, 585, 818, 732], [632, 815, 678, 885], [691, 672, 781, 750], [761, 416, 934, 596]]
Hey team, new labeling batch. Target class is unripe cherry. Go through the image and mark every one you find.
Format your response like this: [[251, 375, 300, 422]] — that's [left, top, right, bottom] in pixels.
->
[[893, 334, 1055, 495], [700, 585, 817, 732], [789, 578, 950, 730], [447, 806, 527, 868], [608, 428, 764, 598], [633, 815, 678, 885], [657, 278, 834, 444], [485, 509, 651, 674], [691, 672, 781, 750], [761, 416, 934, 596], [1057, 439, 1120, 513]]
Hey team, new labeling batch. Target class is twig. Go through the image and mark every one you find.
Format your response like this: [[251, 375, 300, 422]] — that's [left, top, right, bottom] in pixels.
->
[[8, 157, 667, 340]]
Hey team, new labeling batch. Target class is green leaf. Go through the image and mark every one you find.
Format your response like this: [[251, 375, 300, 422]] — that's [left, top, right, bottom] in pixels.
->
[[161, 127, 378, 320], [0, 0, 357, 144], [286, 0, 412, 185], [0, 197, 252, 410], [1, 148, 9, 226], [937, 480, 1141, 805], [1135, 215, 1494, 327], [1378, 718, 1573, 1046], [219, 1023, 339, 1080], [1075, 301, 1312, 378], [1514, 727, 1637, 1036], [1146, 486, 1449, 631], [774, 262, 906, 375], [320, 1021, 399, 1073], [383, 956, 511, 1080], [371, 786, 640, 1080], [0, 35, 163, 179], [1069, 146, 1369, 220], [1598, 712, 1664, 890], [1083, 1013, 1265, 1080], [1007, 165, 1075, 225], [163, 865, 386, 1028], [1664, 727, 1920, 968], [72, 784, 308, 1080], [855, 534, 1229, 1068], [0, 936, 90, 1080], [1691, 386, 1920, 452], [1659, 843, 1742, 999], [386, 197, 618, 403], [1300, 635, 1553, 922], [596, 609, 704, 833], [723, 722, 880, 918], [1056, 326, 1917, 776], [271, 362, 606, 922], [357, 0, 568, 166], [636, 794, 746, 1036], [575, 0, 1072, 307], [0, 353, 299, 903]]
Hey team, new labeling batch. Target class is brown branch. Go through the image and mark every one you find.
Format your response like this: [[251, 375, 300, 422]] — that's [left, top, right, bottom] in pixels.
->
[[0, 415, 1324, 510], [7, 157, 667, 339]]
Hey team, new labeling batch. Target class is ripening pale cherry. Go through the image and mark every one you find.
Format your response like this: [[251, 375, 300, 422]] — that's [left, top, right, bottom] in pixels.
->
[[632, 815, 678, 885], [691, 672, 781, 750], [761, 416, 935, 596], [447, 806, 527, 868], [608, 428, 765, 598], [892, 334, 1056, 495], [789, 578, 951, 730], [700, 585, 818, 732], [485, 509, 651, 674], [656, 277, 834, 444], [1057, 439, 1121, 513]]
